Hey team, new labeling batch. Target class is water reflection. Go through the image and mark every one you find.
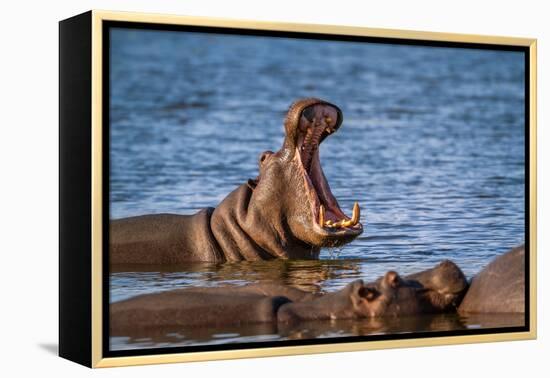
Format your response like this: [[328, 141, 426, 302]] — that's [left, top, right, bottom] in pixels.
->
[[110, 312, 524, 351], [111, 259, 364, 302]]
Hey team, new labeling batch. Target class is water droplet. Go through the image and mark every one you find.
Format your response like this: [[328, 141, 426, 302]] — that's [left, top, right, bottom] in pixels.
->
[[327, 247, 344, 260]]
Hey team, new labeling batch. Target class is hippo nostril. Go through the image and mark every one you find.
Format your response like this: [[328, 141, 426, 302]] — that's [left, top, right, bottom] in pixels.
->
[[302, 106, 315, 122], [259, 151, 273, 165]]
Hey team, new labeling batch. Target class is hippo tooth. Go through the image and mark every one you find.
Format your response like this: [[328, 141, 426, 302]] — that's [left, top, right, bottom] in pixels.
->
[[341, 219, 352, 227], [319, 205, 325, 227], [350, 202, 360, 226], [338, 203, 360, 228], [325, 127, 331, 134]]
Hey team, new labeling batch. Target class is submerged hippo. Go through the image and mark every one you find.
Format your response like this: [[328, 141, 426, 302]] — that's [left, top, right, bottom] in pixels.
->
[[368, 260, 469, 317], [111, 98, 363, 264], [111, 278, 388, 332], [110, 261, 468, 331], [404, 259, 469, 312], [459, 245, 525, 314]]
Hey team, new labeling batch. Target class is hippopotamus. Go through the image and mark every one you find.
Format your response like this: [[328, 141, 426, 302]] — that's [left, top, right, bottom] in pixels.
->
[[110, 261, 468, 332], [336, 259, 467, 320], [110, 98, 363, 264], [111, 280, 372, 331], [459, 245, 525, 314], [403, 259, 469, 312]]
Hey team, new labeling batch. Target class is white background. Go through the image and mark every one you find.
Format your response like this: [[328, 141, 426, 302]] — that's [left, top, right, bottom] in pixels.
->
[[0, 0, 547, 376]]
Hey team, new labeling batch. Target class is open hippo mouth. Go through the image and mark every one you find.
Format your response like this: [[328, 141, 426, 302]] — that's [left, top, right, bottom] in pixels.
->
[[293, 101, 363, 241]]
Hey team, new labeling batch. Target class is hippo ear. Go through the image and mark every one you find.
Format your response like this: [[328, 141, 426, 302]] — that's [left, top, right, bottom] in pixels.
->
[[384, 271, 401, 288]]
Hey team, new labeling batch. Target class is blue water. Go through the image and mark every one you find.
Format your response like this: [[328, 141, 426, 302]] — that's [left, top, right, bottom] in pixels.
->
[[108, 28, 525, 349]]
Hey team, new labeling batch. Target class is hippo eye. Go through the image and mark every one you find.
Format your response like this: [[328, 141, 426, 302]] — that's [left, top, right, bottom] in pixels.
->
[[359, 287, 379, 301]]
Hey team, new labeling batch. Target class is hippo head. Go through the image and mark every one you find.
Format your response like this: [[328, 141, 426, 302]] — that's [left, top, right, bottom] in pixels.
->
[[253, 99, 363, 245], [347, 278, 393, 318], [211, 98, 363, 261], [371, 270, 427, 316], [276, 278, 394, 323], [316, 274, 401, 320], [371, 264, 469, 315], [405, 260, 469, 310], [427, 260, 469, 298]]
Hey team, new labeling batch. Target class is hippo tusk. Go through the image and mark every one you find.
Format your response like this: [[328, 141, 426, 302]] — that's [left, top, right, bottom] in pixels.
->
[[319, 205, 325, 227], [334, 203, 360, 228], [351, 202, 360, 226]]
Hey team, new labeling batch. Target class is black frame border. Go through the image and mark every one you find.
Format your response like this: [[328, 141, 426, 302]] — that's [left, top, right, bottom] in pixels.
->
[[59, 11, 93, 367]]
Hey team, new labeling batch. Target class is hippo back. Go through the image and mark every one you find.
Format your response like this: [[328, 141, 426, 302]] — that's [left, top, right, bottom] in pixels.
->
[[459, 245, 525, 314], [110, 289, 290, 332]]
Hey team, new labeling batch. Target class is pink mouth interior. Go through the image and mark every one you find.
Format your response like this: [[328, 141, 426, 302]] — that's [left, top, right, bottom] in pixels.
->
[[308, 150, 349, 223], [296, 129, 352, 226]]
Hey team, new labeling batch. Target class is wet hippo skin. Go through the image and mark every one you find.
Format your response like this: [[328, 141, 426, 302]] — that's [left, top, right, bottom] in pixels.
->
[[404, 260, 469, 312], [111, 98, 363, 264], [280, 262, 470, 323], [277, 277, 395, 323], [110, 262, 468, 332], [364, 260, 469, 317], [110, 291, 290, 331], [458, 245, 525, 314], [281, 270, 442, 323], [110, 280, 377, 332]]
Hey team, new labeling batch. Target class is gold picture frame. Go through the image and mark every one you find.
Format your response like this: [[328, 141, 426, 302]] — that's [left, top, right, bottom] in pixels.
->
[[59, 9, 537, 368]]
